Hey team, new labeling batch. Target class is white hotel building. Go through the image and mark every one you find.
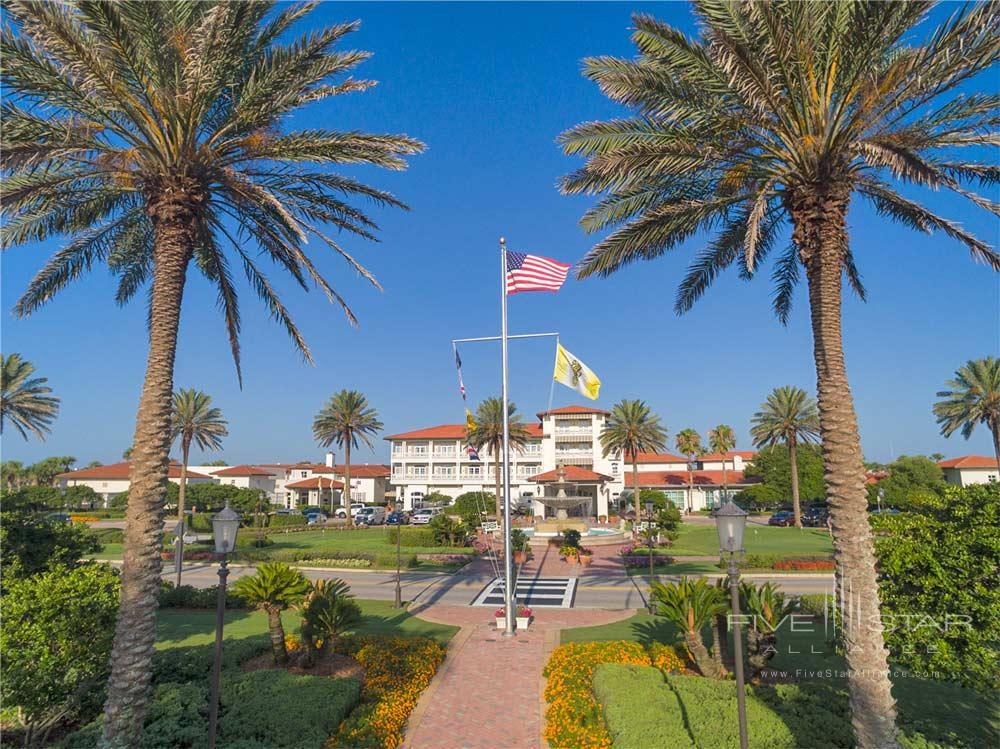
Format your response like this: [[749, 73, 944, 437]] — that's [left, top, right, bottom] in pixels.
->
[[387, 405, 758, 515]]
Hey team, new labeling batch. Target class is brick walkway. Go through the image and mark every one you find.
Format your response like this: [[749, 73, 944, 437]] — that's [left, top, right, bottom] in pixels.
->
[[519, 542, 628, 579], [403, 604, 634, 749]]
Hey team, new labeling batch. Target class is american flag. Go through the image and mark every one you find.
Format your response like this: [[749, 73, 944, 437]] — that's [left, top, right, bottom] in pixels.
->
[[505, 251, 571, 294]]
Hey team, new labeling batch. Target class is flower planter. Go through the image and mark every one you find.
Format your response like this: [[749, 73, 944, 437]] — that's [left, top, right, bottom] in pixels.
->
[[495, 617, 505, 630], [516, 616, 531, 630], [579, 554, 593, 567], [513, 550, 527, 565], [565, 555, 579, 565]]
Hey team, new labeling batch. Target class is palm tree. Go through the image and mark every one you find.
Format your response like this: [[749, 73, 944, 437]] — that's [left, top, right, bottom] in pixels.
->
[[750, 387, 821, 528], [740, 581, 797, 680], [2, 5, 422, 741], [675, 429, 704, 513], [708, 424, 737, 503], [650, 577, 727, 679], [934, 356, 1000, 468], [297, 579, 361, 667], [558, 7, 998, 742], [169, 388, 227, 585], [0, 353, 59, 440], [599, 399, 668, 532], [313, 390, 383, 527], [466, 397, 529, 523], [232, 562, 311, 665]]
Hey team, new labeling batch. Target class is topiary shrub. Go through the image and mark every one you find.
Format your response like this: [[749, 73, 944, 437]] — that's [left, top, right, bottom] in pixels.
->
[[385, 526, 438, 547], [269, 513, 308, 529]]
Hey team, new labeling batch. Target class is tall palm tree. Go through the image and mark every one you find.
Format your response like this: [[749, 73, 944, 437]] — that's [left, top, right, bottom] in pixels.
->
[[2, 4, 423, 744], [466, 397, 529, 523], [0, 353, 59, 440], [934, 356, 1000, 468], [708, 424, 736, 503], [750, 387, 821, 528], [599, 399, 668, 531], [169, 388, 227, 585], [313, 390, 383, 527], [232, 562, 311, 665], [558, 5, 998, 744], [675, 429, 704, 513]]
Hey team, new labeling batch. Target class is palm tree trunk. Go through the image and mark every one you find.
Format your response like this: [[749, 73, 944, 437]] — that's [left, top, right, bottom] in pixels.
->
[[789, 436, 802, 528], [795, 189, 899, 749], [267, 607, 288, 664], [990, 416, 1000, 474], [687, 465, 694, 513], [632, 460, 640, 537], [684, 630, 725, 679], [721, 459, 728, 505], [711, 613, 729, 672], [175, 441, 189, 587], [344, 439, 352, 527], [101, 187, 196, 748]]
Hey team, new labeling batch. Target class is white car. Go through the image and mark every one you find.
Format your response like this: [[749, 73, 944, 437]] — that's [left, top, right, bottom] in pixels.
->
[[335, 503, 366, 519], [409, 508, 442, 525], [355, 506, 386, 525]]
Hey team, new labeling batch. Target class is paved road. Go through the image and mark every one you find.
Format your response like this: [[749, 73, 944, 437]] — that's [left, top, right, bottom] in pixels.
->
[[148, 561, 833, 609]]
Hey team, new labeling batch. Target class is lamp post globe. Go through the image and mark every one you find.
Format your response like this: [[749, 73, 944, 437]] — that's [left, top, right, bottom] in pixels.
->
[[714, 500, 748, 554], [212, 502, 241, 554]]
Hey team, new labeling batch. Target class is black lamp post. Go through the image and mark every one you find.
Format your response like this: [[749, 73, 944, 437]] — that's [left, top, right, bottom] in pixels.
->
[[714, 500, 749, 749], [207, 503, 240, 749], [644, 501, 655, 612]]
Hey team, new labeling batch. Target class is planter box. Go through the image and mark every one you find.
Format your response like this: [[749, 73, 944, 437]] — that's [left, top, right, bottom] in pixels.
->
[[495, 617, 505, 630], [516, 616, 531, 630]]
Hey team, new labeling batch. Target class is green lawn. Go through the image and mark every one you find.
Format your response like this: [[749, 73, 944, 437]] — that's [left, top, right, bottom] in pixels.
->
[[668, 523, 833, 557], [95, 527, 475, 569], [561, 614, 999, 748], [156, 598, 459, 648]]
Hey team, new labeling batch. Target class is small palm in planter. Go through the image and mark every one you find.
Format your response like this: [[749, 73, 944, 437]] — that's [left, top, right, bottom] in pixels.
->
[[578, 547, 594, 566], [516, 605, 533, 630]]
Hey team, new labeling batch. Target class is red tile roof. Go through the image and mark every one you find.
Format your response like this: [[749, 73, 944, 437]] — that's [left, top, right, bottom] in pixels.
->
[[383, 423, 543, 440], [285, 477, 345, 490], [937, 455, 998, 469], [537, 405, 609, 418], [330, 464, 391, 478], [701, 450, 757, 461], [57, 461, 212, 480], [631, 451, 688, 464], [624, 471, 759, 488], [864, 470, 889, 485], [212, 464, 275, 477], [528, 466, 612, 482]]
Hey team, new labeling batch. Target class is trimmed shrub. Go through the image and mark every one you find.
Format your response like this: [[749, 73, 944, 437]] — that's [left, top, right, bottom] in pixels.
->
[[450, 491, 494, 526], [85, 527, 124, 544], [157, 582, 247, 609], [796, 593, 831, 617], [151, 637, 270, 685], [592, 664, 855, 749], [62, 670, 360, 749], [714, 553, 834, 570], [373, 552, 418, 569], [218, 670, 360, 747], [385, 526, 437, 547], [188, 513, 214, 532], [269, 513, 308, 529]]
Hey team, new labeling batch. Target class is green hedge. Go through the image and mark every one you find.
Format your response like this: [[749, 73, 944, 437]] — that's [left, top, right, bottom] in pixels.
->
[[385, 526, 438, 547], [269, 514, 308, 528], [592, 664, 854, 749], [151, 637, 270, 685], [158, 582, 247, 609], [62, 670, 360, 748]]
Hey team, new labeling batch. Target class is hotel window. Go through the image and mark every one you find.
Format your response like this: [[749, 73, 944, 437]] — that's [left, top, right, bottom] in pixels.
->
[[467, 466, 482, 477], [392, 444, 403, 454], [523, 443, 541, 454], [300, 471, 309, 478], [412, 466, 427, 476], [411, 444, 428, 455]]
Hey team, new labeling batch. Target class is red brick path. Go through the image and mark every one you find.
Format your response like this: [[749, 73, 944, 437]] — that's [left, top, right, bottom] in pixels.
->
[[402, 604, 633, 749]]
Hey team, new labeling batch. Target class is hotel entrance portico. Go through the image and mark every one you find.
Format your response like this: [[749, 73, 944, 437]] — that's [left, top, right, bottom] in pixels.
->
[[527, 465, 613, 519]]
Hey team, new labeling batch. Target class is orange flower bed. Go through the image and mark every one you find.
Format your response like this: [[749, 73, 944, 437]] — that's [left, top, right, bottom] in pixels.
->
[[327, 635, 445, 749]]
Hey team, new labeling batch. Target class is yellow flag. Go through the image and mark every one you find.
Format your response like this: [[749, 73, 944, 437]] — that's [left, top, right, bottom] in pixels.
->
[[465, 408, 476, 431], [553, 342, 601, 400]]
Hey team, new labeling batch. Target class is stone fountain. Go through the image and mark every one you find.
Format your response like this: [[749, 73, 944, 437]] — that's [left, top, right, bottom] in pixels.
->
[[534, 464, 592, 536]]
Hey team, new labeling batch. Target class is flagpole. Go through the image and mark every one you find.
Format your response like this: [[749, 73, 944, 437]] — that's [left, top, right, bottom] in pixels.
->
[[499, 236, 515, 637]]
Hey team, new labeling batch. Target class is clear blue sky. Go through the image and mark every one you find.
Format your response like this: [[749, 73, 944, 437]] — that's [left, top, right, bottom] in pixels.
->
[[3, 2, 997, 467]]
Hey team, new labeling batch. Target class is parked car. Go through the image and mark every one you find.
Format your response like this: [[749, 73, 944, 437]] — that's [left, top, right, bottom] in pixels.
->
[[304, 511, 328, 525], [385, 511, 409, 525], [768, 511, 796, 527], [44, 512, 71, 524], [273, 508, 296, 515], [409, 507, 442, 525], [355, 506, 387, 526], [334, 503, 366, 519]]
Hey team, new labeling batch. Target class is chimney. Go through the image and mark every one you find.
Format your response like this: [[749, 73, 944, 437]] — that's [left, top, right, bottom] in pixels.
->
[[325, 451, 335, 468]]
